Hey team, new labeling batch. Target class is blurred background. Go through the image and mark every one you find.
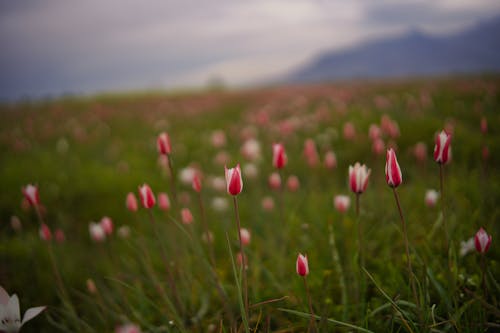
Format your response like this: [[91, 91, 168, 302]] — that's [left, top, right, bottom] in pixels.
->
[[1, 0, 500, 101]]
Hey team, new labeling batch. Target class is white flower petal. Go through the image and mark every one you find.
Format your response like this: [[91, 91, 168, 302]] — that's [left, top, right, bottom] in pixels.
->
[[0, 286, 9, 305], [21, 306, 46, 326], [7, 295, 20, 322]]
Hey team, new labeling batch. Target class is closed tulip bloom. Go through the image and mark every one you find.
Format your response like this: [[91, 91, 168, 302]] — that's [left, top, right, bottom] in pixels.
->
[[240, 228, 251, 246], [424, 189, 439, 207], [181, 208, 193, 225], [433, 130, 452, 164], [225, 164, 243, 196], [324, 151, 337, 169], [349, 163, 371, 194], [287, 175, 300, 192], [100, 216, 113, 235], [474, 227, 492, 253], [126, 192, 138, 212], [372, 138, 385, 156], [157, 192, 170, 211], [138, 184, 156, 208], [413, 142, 427, 163], [39, 223, 52, 241], [385, 149, 402, 187], [268, 172, 281, 190], [296, 253, 309, 276], [272, 143, 287, 169], [368, 124, 381, 141], [303, 139, 319, 167], [334, 195, 350, 213], [157, 132, 171, 155], [22, 184, 39, 206], [89, 222, 106, 242], [54, 228, 66, 243], [192, 173, 202, 193], [480, 117, 488, 135]]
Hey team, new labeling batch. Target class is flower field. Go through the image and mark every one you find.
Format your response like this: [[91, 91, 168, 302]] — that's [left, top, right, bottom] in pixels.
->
[[0, 77, 499, 332]]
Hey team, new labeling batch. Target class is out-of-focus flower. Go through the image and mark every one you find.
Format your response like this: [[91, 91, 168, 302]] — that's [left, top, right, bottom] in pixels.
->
[[89, 222, 106, 242], [240, 228, 251, 246], [126, 192, 138, 212], [385, 149, 402, 188], [100, 216, 113, 235], [261, 196, 275, 211], [54, 229, 66, 243], [181, 208, 193, 225], [272, 143, 287, 169], [349, 163, 371, 194], [211, 130, 226, 148], [372, 138, 385, 156], [303, 139, 319, 167], [433, 130, 452, 164], [413, 142, 427, 163], [213, 151, 231, 166], [334, 195, 350, 213], [157, 193, 171, 211], [268, 172, 281, 190], [138, 184, 156, 209], [0, 285, 46, 332], [157, 132, 171, 155], [211, 197, 229, 212], [115, 323, 142, 333], [368, 124, 381, 141], [179, 166, 197, 185], [286, 175, 300, 192], [39, 224, 52, 242], [459, 237, 475, 257], [210, 176, 226, 192], [482, 146, 489, 161], [324, 151, 337, 169], [225, 164, 243, 196], [118, 225, 131, 239], [86, 278, 97, 294], [10, 216, 22, 232], [474, 228, 492, 253], [243, 163, 258, 179], [480, 117, 488, 135], [241, 138, 261, 161], [343, 122, 356, 140], [192, 173, 202, 193], [296, 253, 309, 276], [22, 184, 39, 206], [424, 189, 439, 207]]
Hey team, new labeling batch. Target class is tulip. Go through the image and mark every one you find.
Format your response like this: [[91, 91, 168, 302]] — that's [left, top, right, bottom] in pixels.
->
[[303, 139, 319, 167], [324, 151, 337, 169], [241, 138, 261, 161], [157, 132, 171, 155], [0, 285, 46, 333], [225, 164, 243, 196], [272, 143, 287, 169], [100, 216, 113, 235], [39, 223, 52, 242], [433, 130, 452, 164], [192, 173, 202, 193], [475, 228, 492, 253], [372, 138, 385, 156], [54, 229, 66, 243], [89, 222, 106, 242], [296, 253, 309, 276], [240, 228, 251, 246], [157, 192, 170, 211], [343, 122, 356, 140], [348, 163, 371, 194], [368, 124, 381, 141], [261, 196, 275, 211], [268, 172, 281, 190], [425, 189, 439, 207], [181, 208, 193, 225], [385, 149, 402, 188], [334, 195, 350, 213], [115, 323, 142, 333], [138, 184, 156, 209], [126, 192, 138, 212], [22, 184, 39, 206], [286, 175, 300, 192], [413, 142, 427, 163], [480, 117, 488, 135]]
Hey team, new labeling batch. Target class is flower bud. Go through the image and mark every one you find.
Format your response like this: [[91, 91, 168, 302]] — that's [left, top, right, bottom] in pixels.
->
[[181, 208, 193, 225], [22, 184, 39, 206], [348, 163, 371, 194], [324, 151, 337, 169], [157, 132, 171, 155], [334, 195, 350, 213], [268, 172, 281, 190], [138, 184, 156, 209], [286, 175, 300, 192], [100, 216, 113, 235], [126, 192, 138, 212], [433, 130, 452, 164], [192, 173, 202, 193], [272, 143, 287, 169], [240, 228, 251, 246], [385, 148, 402, 187], [296, 253, 309, 276], [157, 192, 170, 211], [39, 223, 52, 241], [89, 222, 106, 242], [474, 227, 492, 253], [225, 164, 243, 196]]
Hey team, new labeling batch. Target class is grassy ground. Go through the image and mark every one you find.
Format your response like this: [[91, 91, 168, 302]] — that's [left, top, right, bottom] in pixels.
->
[[0, 76, 499, 332]]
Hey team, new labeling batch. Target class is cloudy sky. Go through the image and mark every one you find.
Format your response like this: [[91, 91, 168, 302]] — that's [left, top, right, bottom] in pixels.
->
[[1, 0, 500, 100]]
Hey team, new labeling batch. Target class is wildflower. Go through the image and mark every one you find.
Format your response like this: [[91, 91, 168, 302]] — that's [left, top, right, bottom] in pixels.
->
[[433, 130, 452, 164], [296, 253, 309, 276], [385, 148, 402, 188], [348, 163, 371, 194], [474, 228, 492, 253], [0, 286, 46, 333], [157, 132, 171, 155], [126, 192, 138, 212], [22, 184, 39, 206], [138, 184, 156, 209], [334, 195, 350, 213], [225, 164, 243, 196], [272, 143, 287, 169]]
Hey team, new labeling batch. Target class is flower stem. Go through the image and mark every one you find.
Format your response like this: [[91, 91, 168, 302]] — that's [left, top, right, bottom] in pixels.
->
[[355, 193, 366, 324], [233, 196, 249, 323], [392, 188, 419, 309], [481, 254, 488, 299], [439, 164, 450, 256], [303, 276, 316, 333], [167, 154, 177, 205]]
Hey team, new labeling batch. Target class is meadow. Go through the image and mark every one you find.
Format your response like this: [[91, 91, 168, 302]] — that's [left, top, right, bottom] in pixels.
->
[[0, 76, 499, 332]]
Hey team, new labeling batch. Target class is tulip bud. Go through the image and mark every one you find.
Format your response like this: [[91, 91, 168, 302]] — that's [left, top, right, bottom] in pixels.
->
[[126, 192, 138, 212], [433, 130, 452, 164], [157, 192, 170, 211], [192, 173, 202, 193], [268, 172, 281, 190], [372, 138, 385, 156], [239, 228, 251, 246], [138, 184, 156, 209], [261, 196, 275, 211], [368, 124, 381, 141], [157, 132, 171, 155], [99, 216, 113, 235], [303, 139, 319, 167], [348, 163, 371, 194], [181, 208, 193, 225], [54, 228, 66, 243], [324, 150, 337, 169], [225, 164, 243, 196], [474, 227, 492, 253], [334, 195, 350, 213], [22, 184, 40, 206], [480, 117, 487, 135], [413, 142, 427, 163], [424, 189, 439, 207], [39, 223, 52, 241], [286, 175, 300, 192], [296, 253, 309, 276], [385, 149, 402, 187], [272, 143, 287, 169], [89, 222, 106, 242], [343, 122, 356, 140]]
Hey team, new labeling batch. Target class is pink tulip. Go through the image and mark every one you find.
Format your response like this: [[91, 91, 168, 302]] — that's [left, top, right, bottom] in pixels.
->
[[348, 163, 371, 194], [385, 149, 402, 188], [368, 124, 381, 141], [181, 208, 193, 225], [261, 196, 275, 211], [268, 172, 281, 190], [157, 192, 170, 211], [424, 189, 439, 207], [126, 192, 138, 212], [343, 122, 356, 140], [192, 173, 202, 193], [324, 151, 337, 169], [372, 138, 385, 156], [22, 184, 39, 206], [241, 138, 261, 161], [39, 223, 52, 241], [100, 216, 113, 235], [240, 228, 251, 246], [89, 222, 106, 242], [115, 323, 142, 333], [303, 139, 319, 167], [156, 132, 171, 155], [54, 228, 66, 243], [433, 130, 452, 164], [211, 130, 226, 148], [286, 175, 300, 192], [474, 228, 492, 253], [225, 164, 243, 196], [272, 143, 287, 169], [413, 142, 427, 163], [138, 184, 156, 209], [334, 195, 350, 213], [296, 253, 309, 276]]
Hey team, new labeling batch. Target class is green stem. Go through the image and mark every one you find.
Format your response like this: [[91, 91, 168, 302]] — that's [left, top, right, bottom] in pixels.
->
[[303, 277, 316, 333], [233, 196, 249, 322]]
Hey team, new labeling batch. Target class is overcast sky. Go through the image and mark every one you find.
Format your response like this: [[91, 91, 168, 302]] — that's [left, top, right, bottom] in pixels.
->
[[1, 0, 500, 100]]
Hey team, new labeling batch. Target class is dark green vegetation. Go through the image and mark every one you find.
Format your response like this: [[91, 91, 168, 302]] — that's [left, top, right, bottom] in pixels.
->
[[1, 77, 499, 332]]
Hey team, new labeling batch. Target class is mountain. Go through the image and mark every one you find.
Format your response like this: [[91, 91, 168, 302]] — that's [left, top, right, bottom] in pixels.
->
[[286, 15, 500, 82]]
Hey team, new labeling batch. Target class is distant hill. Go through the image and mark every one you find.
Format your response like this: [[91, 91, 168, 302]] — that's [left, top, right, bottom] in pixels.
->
[[286, 15, 500, 82]]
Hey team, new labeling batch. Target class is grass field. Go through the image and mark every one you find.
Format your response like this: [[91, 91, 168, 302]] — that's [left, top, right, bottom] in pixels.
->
[[0, 76, 499, 332]]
